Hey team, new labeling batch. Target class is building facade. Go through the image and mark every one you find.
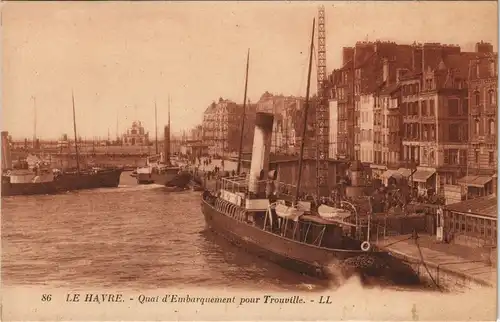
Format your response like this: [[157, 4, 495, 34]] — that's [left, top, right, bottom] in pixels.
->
[[189, 125, 203, 141], [328, 99, 338, 159], [201, 98, 256, 156], [256, 92, 306, 155], [461, 48, 498, 198], [399, 44, 492, 201], [359, 94, 374, 163], [330, 59, 354, 160], [326, 40, 496, 205], [122, 121, 149, 146]]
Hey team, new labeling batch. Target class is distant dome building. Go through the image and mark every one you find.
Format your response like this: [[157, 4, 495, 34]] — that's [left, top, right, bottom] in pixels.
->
[[122, 121, 149, 146]]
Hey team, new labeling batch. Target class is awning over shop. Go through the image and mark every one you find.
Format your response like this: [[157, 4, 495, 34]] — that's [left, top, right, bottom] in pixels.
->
[[458, 175, 478, 185], [413, 169, 436, 183], [458, 175, 493, 188], [381, 169, 400, 179], [370, 164, 387, 170], [397, 168, 412, 177]]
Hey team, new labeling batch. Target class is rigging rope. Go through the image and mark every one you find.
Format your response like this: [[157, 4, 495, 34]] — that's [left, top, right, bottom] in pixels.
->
[[413, 232, 442, 292], [297, 46, 310, 97], [384, 236, 413, 248]]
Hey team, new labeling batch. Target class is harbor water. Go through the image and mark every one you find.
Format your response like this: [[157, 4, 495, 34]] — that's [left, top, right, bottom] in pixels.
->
[[2, 172, 323, 292]]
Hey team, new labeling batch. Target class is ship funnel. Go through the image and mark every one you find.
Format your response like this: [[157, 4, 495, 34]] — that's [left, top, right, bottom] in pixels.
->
[[1, 131, 12, 170], [248, 112, 274, 196]]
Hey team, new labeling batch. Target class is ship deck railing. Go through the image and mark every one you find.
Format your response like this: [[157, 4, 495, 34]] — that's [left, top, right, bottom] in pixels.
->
[[219, 176, 298, 199]]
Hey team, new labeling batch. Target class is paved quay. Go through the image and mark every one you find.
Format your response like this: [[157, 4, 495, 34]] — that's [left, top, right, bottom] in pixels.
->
[[376, 234, 497, 288]]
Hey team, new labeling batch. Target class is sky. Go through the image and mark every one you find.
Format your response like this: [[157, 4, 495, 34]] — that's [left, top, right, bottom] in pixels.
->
[[2, 1, 498, 140]]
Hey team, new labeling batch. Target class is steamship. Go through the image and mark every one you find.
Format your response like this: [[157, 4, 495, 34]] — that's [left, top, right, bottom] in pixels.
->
[[135, 154, 180, 185], [200, 20, 418, 284], [201, 113, 417, 282], [1, 93, 123, 197], [136, 98, 181, 186], [1, 149, 123, 197]]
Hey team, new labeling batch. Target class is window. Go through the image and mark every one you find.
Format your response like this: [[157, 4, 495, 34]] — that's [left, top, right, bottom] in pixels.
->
[[474, 91, 481, 106], [448, 99, 459, 116], [427, 150, 434, 164], [426, 79, 432, 90], [462, 98, 468, 115], [429, 99, 435, 116], [421, 100, 427, 116], [475, 150, 479, 164], [459, 150, 467, 165], [489, 151, 495, 165], [490, 61, 496, 77], [475, 119, 480, 135], [445, 149, 459, 165], [423, 125, 428, 140], [449, 124, 460, 142], [489, 119, 495, 135], [488, 90, 496, 105]]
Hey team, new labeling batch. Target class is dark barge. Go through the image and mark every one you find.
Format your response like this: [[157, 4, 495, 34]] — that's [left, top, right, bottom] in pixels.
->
[[2, 165, 123, 197]]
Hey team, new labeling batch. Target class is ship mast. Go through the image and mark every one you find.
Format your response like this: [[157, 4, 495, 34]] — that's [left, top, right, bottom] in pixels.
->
[[294, 18, 315, 205], [167, 95, 171, 165], [237, 48, 250, 175], [32, 96, 37, 149], [155, 100, 158, 155], [71, 91, 80, 174]]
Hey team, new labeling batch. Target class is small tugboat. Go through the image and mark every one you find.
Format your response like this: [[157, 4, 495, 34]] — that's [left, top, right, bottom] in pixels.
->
[[201, 19, 418, 285], [135, 154, 180, 185], [136, 98, 180, 185]]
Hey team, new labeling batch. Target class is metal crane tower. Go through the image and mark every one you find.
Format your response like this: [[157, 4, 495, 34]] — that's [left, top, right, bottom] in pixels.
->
[[316, 5, 329, 198]]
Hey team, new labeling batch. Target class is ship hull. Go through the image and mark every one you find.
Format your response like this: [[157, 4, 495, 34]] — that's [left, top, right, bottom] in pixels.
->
[[54, 168, 123, 192], [202, 199, 360, 281], [201, 199, 420, 284], [136, 169, 179, 185], [1, 181, 58, 196], [1, 168, 123, 196]]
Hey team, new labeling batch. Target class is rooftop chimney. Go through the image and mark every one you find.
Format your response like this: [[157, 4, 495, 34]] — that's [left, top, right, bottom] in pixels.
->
[[475, 41, 493, 54], [383, 59, 389, 83]]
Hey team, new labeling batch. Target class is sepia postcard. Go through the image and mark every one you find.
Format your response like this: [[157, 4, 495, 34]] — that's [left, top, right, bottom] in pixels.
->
[[1, 1, 498, 321]]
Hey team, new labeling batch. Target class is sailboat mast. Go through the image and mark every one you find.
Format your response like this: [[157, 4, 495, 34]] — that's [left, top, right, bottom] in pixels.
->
[[167, 95, 171, 164], [294, 18, 315, 205], [155, 100, 158, 155], [237, 48, 250, 175], [116, 109, 119, 143], [71, 92, 80, 174], [32, 96, 37, 148]]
